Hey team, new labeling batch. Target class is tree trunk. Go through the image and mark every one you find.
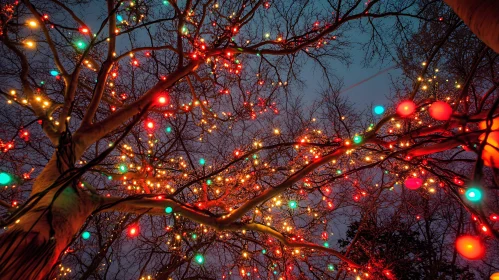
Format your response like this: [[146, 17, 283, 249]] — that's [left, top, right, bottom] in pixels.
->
[[444, 0, 499, 53], [0, 143, 98, 279]]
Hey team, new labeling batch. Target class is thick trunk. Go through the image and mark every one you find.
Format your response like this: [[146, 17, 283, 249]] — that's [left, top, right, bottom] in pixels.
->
[[0, 190, 96, 279], [0, 142, 98, 279], [444, 0, 499, 53]]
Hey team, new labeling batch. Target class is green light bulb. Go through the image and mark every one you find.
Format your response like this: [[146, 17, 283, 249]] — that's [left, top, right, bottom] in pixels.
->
[[465, 187, 482, 202], [0, 172, 12, 185], [75, 40, 86, 50], [118, 164, 128, 173], [373, 105, 385, 115], [194, 253, 204, 265], [82, 231, 91, 240]]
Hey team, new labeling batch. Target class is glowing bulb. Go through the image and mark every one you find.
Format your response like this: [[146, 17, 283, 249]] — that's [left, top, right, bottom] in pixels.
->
[[165, 206, 173, 214], [397, 100, 416, 117], [25, 40, 35, 48], [82, 231, 91, 240], [464, 187, 482, 202], [194, 254, 204, 265], [158, 96, 168, 104], [128, 226, 139, 237], [455, 235, 485, 260], [429, 101, 452, 121], [199, 158, 206, 165], [404, 177, 423, 190], [0, 172, 12, 185], [373, 105, 385, 115], [75, 40, 86, 50], [288, 200, 297, 209], [118, 164, 128, 173], [27, 20, 38, 28]]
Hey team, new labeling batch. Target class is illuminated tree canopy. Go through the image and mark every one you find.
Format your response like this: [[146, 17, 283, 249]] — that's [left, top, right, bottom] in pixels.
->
[[0, 0, 498, 279]]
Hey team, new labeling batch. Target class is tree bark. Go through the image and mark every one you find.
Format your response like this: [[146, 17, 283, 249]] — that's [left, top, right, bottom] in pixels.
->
[[444, 0, 499, 53], [0, 141, 99, 279], [0, 188, 98, 279]]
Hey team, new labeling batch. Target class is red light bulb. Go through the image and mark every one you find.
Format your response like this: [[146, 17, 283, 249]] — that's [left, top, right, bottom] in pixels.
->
[[429, 101, 452, 121], [404, 177, 423, 190], [157, 95, 169, 105], [397, 100, 416, 117], [128, 225, 139, 237]]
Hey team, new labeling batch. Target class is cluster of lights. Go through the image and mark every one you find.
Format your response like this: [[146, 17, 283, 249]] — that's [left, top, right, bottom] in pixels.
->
[[6, 2, 498, 279]]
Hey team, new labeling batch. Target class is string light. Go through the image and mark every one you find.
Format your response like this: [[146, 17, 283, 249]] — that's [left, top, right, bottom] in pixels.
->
[[404, 177, 422, 190], [75, 40, 86, 50], [464, 187, 482, 202], [128, 225, 139, 237], [373, 105, 385, 115], [4, 2, 495, 278], [0, 172, 12, 185], [194, 253, 204, 265], [118, 164, 128, 173], [429, 101, 453, 121], [455, 235, 485, 260], [353, 135, 362, 144], [24, 40, 35, 48], [27, 20, 38, 28], [397, 100, 416, 117], [81, 231, 91, 240], [157, 95, 169, 105]]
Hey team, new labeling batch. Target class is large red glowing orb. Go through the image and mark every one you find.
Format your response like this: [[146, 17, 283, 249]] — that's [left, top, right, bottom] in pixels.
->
[[404, 177, 423, 190], [429, 101, 452, 121], [397, 100, 416, 117], [455, 235, 485, 260]]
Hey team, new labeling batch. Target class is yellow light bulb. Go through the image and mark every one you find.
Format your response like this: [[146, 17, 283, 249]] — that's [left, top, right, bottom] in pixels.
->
[[27, 20, 38, 28], [25, 40, 35, 48]]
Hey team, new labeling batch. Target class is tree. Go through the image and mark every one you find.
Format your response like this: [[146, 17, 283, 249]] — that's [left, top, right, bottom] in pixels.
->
[[0, 0, 498, 279], [443, 0, 499, 53], [338, 220, 476, 279]]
